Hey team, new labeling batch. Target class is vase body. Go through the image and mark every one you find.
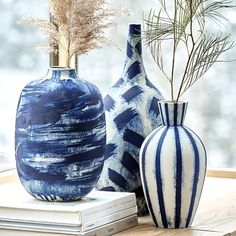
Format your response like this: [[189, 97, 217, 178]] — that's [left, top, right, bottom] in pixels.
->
[[96, 24, 163, 215], [15, 68, 106, 201], [140, 101, 207, 228]]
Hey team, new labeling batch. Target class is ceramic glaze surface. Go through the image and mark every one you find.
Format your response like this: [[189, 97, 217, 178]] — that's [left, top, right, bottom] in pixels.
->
[[140, 101, 207, 228], [15, 68, 106, 201], [96, 24, 163, 215]]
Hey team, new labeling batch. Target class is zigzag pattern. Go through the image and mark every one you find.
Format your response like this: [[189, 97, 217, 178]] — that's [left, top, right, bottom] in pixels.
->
[[96, 24, 163, 215]]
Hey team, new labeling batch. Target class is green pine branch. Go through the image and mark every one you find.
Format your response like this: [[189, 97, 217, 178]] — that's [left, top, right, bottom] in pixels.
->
[[144, 0, 234, 101]]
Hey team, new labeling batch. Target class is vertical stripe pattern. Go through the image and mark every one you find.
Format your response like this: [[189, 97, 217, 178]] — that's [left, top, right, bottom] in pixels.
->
[[183, 127, 200, 227], [174, 127, 182, 228], [140, 128, 161, 226], [159, 102, 187, 126], [155, 128, 169, 227], [139, 101, 207, 228]]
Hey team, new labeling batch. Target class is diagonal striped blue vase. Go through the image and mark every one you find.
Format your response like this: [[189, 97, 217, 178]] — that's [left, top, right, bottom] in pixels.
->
[[140, 101, 207, 228], [96, 24, 163, 215], [15, 68, 106, 201]]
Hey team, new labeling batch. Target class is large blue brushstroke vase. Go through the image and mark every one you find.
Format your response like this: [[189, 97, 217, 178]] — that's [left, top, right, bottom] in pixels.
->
[[96, 24, 163, 215], [140, 101, 207, 228], [15, 68, 106, 201]]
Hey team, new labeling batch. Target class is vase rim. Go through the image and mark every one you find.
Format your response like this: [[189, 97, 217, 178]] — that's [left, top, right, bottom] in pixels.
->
[[129, 23, 141, 27], [49, 66, 76, 71], [158, 100, 187, 104]]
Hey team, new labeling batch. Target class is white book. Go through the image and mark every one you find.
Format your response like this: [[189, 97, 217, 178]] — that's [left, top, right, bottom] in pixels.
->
[[0, 215, 138, 236], [0, 206, 137, 232], [0, 182, 136, 226]]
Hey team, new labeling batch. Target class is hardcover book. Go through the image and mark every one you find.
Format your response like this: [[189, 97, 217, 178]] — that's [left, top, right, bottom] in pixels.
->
[[0, 182, 136, 226], [0, 214, 138, 236], [0, 206, 137, 232]]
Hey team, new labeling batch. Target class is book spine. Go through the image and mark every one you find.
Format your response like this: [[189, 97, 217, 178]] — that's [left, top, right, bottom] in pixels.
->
[[0, 209, 81, 227], [0, 192, 136, 226], [0, 229, 78, 236], [81, 194, 136, 224], [81, 206, 137, 231], [82, 215, 138, 236], [0, 215, 138, 236]]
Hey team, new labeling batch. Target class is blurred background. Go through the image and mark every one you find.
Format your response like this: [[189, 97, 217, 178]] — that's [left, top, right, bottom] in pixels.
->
[[0, 0, 236, 171]]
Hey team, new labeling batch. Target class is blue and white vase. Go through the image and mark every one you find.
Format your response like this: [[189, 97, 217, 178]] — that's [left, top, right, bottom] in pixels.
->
[[15, 67, 106, 201], [140, 101, 207, 228], [96, 24, 163, 215]]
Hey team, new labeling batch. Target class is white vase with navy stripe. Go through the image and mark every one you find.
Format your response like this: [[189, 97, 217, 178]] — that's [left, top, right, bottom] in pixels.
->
[[140, 101, 207, 228], [15, 67, 106, 201], [96, 24, 163, 215]]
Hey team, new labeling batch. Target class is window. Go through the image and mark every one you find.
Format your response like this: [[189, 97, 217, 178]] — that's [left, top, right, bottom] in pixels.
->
[[0, 0, 235, 172], [0, 0, 48, 170]]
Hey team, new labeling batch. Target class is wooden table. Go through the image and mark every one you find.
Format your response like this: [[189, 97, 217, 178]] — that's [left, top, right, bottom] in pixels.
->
[[115, 177, 236, 236], [0, 171, 235, 235]]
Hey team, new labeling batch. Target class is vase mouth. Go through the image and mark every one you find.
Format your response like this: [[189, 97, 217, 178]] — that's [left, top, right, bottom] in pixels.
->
[[159, 100, 187, 105], [49, 66, 76, 71], [129, 23, 141, 27], [46, 67, 78, 79]]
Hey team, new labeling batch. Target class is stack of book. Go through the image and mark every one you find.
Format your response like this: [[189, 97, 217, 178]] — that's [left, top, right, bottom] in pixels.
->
[[0, 182, 138, 236]]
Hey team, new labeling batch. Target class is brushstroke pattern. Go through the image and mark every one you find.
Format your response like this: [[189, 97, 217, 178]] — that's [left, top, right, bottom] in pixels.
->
[[15, 68, 106, 201], [104, 94, 115, 111], [121, 151, 139, 176], [96, 24, 163, 215], [122, 86, 143, 103]]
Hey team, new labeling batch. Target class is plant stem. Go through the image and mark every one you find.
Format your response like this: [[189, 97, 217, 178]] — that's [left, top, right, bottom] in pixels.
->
[[170, 0, 178, 101], [176, 0, 195, 102], [66, 5, 72, 68], [66, 24, 71, 67]]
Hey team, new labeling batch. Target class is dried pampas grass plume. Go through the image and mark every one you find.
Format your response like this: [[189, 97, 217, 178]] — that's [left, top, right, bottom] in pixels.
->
[[19, 0, 127, 67]]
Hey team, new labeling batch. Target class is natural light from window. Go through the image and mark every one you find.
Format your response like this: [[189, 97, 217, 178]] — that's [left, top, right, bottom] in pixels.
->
[[0, 0, 236, 172]]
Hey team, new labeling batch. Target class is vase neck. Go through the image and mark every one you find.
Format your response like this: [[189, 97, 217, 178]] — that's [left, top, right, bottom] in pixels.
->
[[50, 53, 78, 72], [49, 15, 78, 72], [122, 24, 145, 81], [47, 67, 77, 80], [158, 101, 188, 126]]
